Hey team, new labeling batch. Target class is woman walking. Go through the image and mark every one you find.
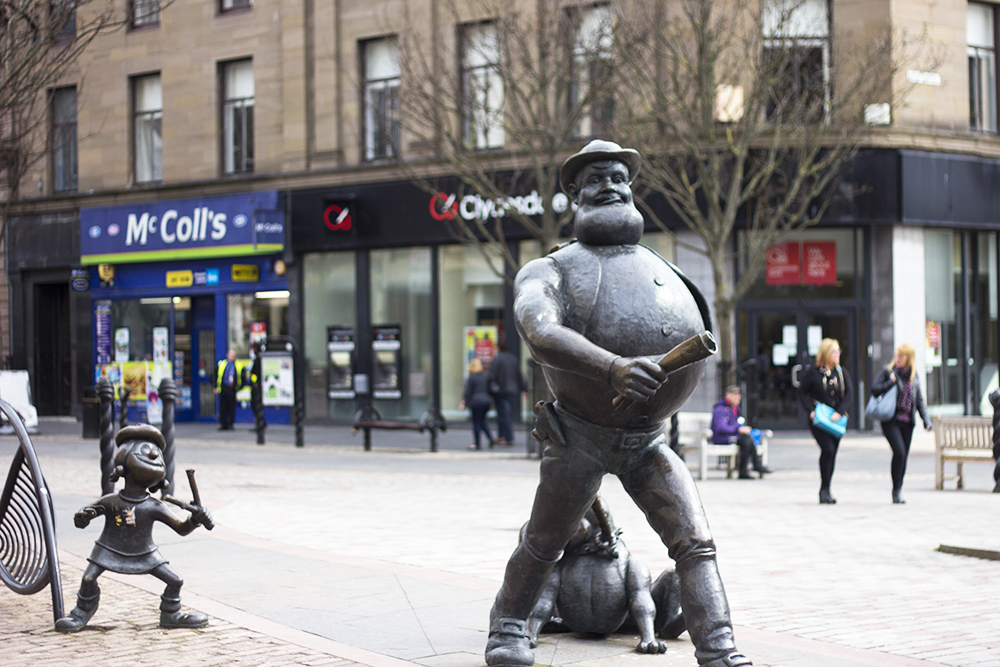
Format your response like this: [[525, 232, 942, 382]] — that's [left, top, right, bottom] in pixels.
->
[[461, 358, 496, 450], [871, 344, 931, 504], [798, 338, 854, 504]]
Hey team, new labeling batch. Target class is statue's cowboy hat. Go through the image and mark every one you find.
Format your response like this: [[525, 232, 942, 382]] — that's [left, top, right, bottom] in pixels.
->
[[559, 139, 641, 194]]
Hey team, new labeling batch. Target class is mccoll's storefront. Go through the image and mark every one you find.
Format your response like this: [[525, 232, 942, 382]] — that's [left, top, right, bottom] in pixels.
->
[[80, 190, 291, 423]]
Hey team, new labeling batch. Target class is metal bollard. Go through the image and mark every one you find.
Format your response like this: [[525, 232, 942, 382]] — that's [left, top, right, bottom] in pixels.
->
[[158, 377, 178, 493], [97, 377, 116, 495]]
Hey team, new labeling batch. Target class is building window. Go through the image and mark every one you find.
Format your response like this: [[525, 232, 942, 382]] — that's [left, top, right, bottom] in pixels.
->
[[52, 87, 77, 192], [220, 0, 252, 12], [51, 0, 75, 41], [461, 22, 504, 150], [131, 0, 160, 28], [362, 37, 400, 161], [133, 74, 162, 184], [570, 5, 614, 139], [761, 0, 829, 123], [969, 3, 997, 133], [222, 60, 254, 174]]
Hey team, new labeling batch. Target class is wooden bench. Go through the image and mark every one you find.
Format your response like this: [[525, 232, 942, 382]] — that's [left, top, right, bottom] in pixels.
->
[[673, 411, 771, 480], [352, 407, 447, 453], [933, 415, 995, 490]]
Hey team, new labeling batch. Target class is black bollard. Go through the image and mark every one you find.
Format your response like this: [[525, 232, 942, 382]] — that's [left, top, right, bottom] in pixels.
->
[[97, 377, 116, 495], [990, 388, 1000, 493], [118, 385, 131, 429], [158, 377, 178, 493]]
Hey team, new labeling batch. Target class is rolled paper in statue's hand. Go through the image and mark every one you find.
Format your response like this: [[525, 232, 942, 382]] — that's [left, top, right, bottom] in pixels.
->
[[612, 331, 718, 412]]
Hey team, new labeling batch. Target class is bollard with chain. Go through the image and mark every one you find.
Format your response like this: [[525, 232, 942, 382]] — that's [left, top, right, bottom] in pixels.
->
[[97, 376, 116, 495], [158, 377, 178, 493]]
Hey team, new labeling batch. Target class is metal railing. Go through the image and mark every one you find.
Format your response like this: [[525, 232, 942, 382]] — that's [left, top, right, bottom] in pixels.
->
[[0, 398, 64, 625]]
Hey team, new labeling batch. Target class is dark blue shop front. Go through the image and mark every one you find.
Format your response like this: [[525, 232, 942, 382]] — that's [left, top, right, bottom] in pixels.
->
[[81, 191, 290, 424]]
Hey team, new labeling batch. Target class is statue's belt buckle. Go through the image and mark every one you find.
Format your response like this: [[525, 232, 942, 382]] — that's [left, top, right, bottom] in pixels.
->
[[621, 434, 647, 449]]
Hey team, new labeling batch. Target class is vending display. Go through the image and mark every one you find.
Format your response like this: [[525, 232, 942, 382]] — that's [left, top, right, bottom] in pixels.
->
[[327, 326, 356, 399], [372, 325, 402, 399]]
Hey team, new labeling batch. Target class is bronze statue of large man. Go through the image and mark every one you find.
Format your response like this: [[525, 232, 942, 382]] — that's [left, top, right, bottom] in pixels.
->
[[485, 140, 751, 667]]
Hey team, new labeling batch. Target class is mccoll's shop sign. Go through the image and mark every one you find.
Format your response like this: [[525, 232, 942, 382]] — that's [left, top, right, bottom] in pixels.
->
[[80, 191, 284, 265]]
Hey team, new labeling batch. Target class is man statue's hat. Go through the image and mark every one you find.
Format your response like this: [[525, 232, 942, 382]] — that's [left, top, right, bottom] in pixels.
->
[[559, 139, 641, 194]]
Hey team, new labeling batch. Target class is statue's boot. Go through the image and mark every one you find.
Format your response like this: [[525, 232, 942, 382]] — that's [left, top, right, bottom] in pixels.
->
[[486, 541, 561, 667], [55, 590, 100, 633], [675, 554, 752, 667], [159, 595, 208, 629]]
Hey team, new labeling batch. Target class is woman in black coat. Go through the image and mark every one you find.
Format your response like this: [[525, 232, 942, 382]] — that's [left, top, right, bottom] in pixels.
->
[[871, 344, 931, 504], [461, 358, 496, 450], [797, 338, 854, 504]]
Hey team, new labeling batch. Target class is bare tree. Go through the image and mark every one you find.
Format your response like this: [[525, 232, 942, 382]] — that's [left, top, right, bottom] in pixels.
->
[[0, 0, 133, 208], [387, 0, 630, 276], [613, 0, 925, 383]]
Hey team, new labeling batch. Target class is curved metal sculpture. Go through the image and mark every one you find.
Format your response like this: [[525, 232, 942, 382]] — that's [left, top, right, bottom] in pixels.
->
[[0, 397, 64, 624]]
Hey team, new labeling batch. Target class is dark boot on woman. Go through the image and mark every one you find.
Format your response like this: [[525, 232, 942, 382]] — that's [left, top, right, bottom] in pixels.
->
[[892, 488, 905, 504], [819, 488, 837, 504]]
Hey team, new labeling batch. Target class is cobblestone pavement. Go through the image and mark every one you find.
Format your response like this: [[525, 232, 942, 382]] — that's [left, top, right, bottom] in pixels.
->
[[1, 422, 998, 667]]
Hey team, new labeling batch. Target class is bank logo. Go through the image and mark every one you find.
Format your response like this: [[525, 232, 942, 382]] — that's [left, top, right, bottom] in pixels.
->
[[233, 214, 248, 228], [107, 224, 120, 237], [89, 225, 102, 239]]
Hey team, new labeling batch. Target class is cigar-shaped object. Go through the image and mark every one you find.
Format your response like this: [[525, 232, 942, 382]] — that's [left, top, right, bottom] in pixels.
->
[[612, 331, 718, 411]]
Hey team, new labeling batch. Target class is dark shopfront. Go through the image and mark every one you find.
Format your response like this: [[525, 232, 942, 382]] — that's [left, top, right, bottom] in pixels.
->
[[289, 178, 685, 425], [80, 190, 290, 424], [735, 150, 1000, 431]]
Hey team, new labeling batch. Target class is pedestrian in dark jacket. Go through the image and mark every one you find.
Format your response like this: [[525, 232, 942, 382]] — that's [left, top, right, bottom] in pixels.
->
[[797, 338, 854, 504], [489, 338, 526, 446], [462, 358, 496, 450], [871, 344, 931, 504], [710, 385, 771, 478]]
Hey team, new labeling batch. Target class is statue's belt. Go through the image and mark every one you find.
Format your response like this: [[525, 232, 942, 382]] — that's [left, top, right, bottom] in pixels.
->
[[552, 403, 663, 450]]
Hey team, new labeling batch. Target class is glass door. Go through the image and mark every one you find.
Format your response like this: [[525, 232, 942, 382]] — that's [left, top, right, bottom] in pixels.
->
[[746, 309, 855, 430]]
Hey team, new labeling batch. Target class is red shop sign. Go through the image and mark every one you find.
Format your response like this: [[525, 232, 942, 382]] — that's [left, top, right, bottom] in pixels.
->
[[802, 241, 837, 285], [766, 242, 801, 285]]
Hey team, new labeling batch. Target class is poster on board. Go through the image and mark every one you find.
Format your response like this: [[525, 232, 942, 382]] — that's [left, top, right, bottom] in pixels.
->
[[261, 355, 295, 406]]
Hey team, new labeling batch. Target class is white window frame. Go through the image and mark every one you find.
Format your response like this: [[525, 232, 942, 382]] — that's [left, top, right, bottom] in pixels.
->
[[571, 5, 614, 139], [462, 22, 504, 150], [52, 86, 77, 193], [223, 59, 255, 174], [968, 2, 997, 133], [133, 74, 162, 184], [131, 0, 159, 28], [362, 38, 400, 161], [761, 0, 830, 123]]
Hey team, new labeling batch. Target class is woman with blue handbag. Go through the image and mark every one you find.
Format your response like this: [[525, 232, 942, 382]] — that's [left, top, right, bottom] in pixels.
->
[[871, 344, 931, 504], [798, 338, 854, 504]]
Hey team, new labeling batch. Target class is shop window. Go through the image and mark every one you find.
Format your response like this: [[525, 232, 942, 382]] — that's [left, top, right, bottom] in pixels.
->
[[372, 247, 432, 420], [362, 37, 400, 161], [761, 0, 829, 123], [222, 59, 255, 175], [226, 292, 288, 358], [968, 3, 997, 133], [975, 232, 998, 414], [738, 227, 861, 301], [133, 74, 162, 184], [570, 4, 614, 139], [439, 245, 506, 420], [461, 21, 504, 150], [303, 252, 357, 420], [924, 229, 962, 412], [131, 0, 160, 28], [52, 86, 77, 193]]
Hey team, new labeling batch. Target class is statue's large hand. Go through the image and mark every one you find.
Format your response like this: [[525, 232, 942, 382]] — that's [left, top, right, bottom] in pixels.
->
[[609, 357, 667, 402]]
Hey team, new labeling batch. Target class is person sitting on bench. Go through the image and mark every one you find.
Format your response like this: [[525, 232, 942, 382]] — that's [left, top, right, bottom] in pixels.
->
[[710, 386, 771, 479]]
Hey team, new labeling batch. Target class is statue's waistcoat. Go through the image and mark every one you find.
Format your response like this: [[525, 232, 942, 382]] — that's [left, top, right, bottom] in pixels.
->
[[542, 242, 711, 428]]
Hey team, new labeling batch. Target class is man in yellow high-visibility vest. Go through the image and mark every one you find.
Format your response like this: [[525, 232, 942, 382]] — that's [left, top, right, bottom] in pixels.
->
[[215, 349, 241, 430]]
